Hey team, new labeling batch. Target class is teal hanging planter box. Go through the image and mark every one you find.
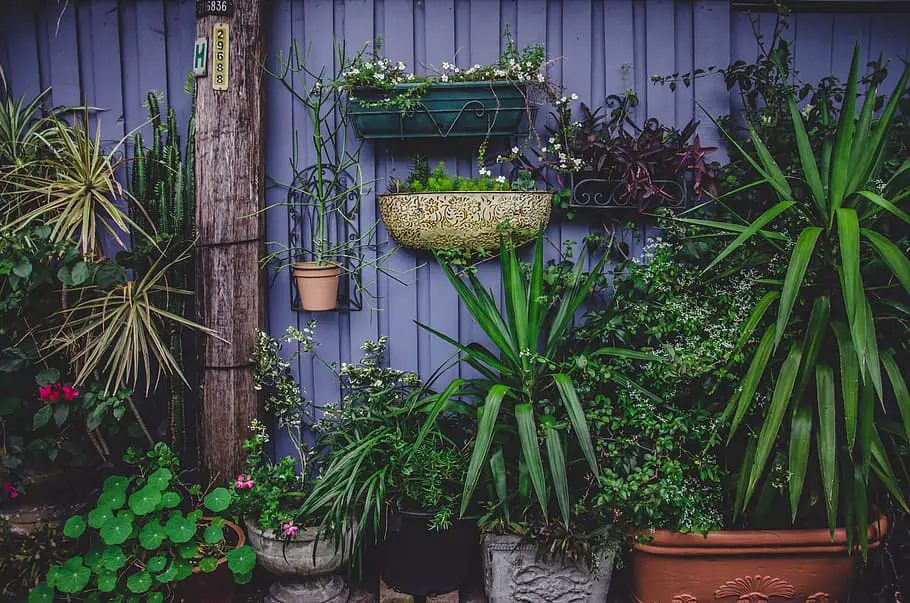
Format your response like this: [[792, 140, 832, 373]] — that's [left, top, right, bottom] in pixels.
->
[[347, 81, 534, 140]]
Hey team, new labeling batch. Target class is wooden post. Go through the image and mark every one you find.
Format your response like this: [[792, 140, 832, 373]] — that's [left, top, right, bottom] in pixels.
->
[[194, 0, 264, 479]]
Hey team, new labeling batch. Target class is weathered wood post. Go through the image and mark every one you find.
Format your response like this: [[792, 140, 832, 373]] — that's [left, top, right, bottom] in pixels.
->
[[194, 0, 264, 479]]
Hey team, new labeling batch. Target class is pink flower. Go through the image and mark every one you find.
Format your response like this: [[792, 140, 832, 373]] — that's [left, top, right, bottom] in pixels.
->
[[234, 474, 254, 489], [283, 521, 298, 537], [62, 384, 79, 401], [3, 482, 18, 499]]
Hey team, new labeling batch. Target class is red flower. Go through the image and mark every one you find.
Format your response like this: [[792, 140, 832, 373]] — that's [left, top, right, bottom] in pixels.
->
[[62, 384, 79, 401], [38, 383, 63, 402], [3, 482, 18, 499]]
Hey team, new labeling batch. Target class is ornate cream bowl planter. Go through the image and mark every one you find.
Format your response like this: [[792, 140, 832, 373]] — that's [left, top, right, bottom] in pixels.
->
[[245, 520, 353, 603], [482, 534, 616, 603], [377, 190, 552, 251]]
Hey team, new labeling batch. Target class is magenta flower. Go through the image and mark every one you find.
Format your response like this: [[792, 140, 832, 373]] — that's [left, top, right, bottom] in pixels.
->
[[62, 384, 79, 401], [234, 474, 254, 489], [283, 520, 298, 537], [3, 482, 18, 499]]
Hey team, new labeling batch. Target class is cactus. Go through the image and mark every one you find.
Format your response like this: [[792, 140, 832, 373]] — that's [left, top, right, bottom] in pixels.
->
[[130, 91, 196, 457]]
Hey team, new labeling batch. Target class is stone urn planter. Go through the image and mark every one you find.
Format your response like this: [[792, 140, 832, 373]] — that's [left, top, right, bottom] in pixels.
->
[[347, 81, 533, 140], [377, 190, 552, 251], [245, 520, 353, 603], [482, 534, 616, 603], [629, 514, 888, 602]]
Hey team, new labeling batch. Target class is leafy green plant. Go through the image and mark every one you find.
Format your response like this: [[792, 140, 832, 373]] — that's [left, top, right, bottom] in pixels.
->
[[422, 229, 657, 527], [386, 159, 518, 194], [29, 444, 256, 602], [690, 45, 910, 547]]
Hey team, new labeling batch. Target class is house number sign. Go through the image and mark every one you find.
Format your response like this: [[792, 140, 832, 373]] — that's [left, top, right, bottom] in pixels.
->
[[212, 24, 229, 91], [196, 0, 234, 18]]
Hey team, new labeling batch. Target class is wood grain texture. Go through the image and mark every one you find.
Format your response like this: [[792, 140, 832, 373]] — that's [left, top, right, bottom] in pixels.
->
[[195, 0, 266, 478]]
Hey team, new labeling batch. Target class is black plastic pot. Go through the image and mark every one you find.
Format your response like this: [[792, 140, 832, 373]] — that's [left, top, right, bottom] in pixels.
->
[[380, 509, 477, 596]]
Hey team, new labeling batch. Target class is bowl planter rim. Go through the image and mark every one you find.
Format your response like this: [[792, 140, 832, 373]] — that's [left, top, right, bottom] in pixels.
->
[[378, 189, 553, 197], [633, 513, 888, 557], [350, 80, 533, 93], [190, 517, 246, 575]]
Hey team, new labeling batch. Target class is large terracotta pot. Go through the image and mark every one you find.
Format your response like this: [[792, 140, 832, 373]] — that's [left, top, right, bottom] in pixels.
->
[[630, 515, 888, 602], [377, 190, 552, 251]]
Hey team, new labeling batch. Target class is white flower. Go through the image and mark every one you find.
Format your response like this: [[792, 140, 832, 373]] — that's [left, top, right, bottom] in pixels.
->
[[473, 64, 481, 70], [511, 146, 519, 154], [397, 61, 406, 70], [553, 143, 561, 150], [478, 167, 491, 176], [537, 73, 546, 82], [496, 155, 504, 162], [495, 176, 507, 184], [441, 74, 449, 82], [570, 93, 578, 100], [548, 137, 556, 144], [374, 72, 386, 81]]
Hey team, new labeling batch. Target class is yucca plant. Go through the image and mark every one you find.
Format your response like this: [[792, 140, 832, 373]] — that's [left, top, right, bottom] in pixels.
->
[[689, 45, 910, 548], [420, 230, 657, 527], [0, 66, 58, 169]]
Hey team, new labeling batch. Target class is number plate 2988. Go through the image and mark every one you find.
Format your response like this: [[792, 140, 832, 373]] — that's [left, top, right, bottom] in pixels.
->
[[196, 0, 234, 17]]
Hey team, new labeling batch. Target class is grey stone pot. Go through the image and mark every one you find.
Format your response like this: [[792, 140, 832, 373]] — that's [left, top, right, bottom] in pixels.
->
[[245, 520, 353, 603], [481, 534, 616, 603]]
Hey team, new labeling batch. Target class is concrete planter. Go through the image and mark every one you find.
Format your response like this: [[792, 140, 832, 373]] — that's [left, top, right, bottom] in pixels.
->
[[481, 534, 616, 603], [245, 520, 353, 603], [377, 190, 552, 251]]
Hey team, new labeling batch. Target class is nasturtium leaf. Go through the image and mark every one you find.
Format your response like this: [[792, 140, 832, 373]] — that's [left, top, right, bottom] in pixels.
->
[[160, 492, 181, 508], [84, 546, 104, 569], [147, 592, 164, 603], [187, 509, 203, 523], [88, 507, 113, 529], [171, 558, 193, 581], [70, 262, 90, 285], [51, 557, 91, 593], [145, 468, 173, 490], [96, 569, 118, 593], [146, 555, 167, 573], [100, 514, 133, 545], [209, 516, 226, 529], [126, 571, 151, 594], [198, 557, 219, 573], [97, 488, 126, 511], [203, 524, 224, 545], [164, 513, 197, 544], [128, 486, 162, 516], [226, 545, 256, 575], [27, 583, 54, 603], [233, 570, 253, 585], [63, 515, 86, 539], [103, 476, 129, 491], [101, 546, 127, 571], [178, 542, 199, 559], [139, 520, 166, 550], [203, 487, 231, 513]]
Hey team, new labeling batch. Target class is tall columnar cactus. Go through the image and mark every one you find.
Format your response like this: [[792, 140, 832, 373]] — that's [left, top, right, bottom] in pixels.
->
[[130, 92, 196, 456]]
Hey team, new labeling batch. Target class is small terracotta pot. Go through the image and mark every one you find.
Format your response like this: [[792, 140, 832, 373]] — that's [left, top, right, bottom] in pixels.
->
[[292, 262, 341, 311], [629, 514, 888, 602]]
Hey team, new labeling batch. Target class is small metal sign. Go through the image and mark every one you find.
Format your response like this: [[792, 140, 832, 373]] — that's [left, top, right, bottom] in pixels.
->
[[212, 24, 229, 91], [193, 37, 208, 77], [196, 0, 234, 18]]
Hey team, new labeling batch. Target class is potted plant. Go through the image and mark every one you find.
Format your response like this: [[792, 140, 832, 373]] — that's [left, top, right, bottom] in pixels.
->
[[300, 337, 475, 597], [621, 41, 908, 601], [27, 443, 255, 603], [416, 231, 656, 601], [502, 91, 718, 214], [379, 156, 552, 251], [340, 31, 544, 140], [236, 325, 354, 603]]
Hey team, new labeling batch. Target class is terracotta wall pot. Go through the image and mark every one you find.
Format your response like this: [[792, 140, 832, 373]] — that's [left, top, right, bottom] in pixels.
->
[[292, 262, 341, 311], [377, 191, 552, 251], [630, 515, 888, 602]]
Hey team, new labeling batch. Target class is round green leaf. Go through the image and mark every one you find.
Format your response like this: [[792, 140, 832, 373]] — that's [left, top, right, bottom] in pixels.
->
[[100, 514, 133, 545], [97, 488, 127, 511], [187, 509, 203, 523], [164, 513, 197, 544], [146, 468, 173, 490], [70, 262, 90, 285], [147, 592, 164, 603], [178, 542, 199, 559], [128, 486, 162, 516], [27, 583, 54, 603], [103, 476, 129, 491], [87, 507, 113, 529], [126, 571, 152, 594], [83, 546, 104, 569], [226, 545, 256, 575], [202, 487, 232, 513], [171, 558, 193, 581], [146, 555, 167, 573], [203, 524, 224, 545], [233, 570, 253, 585], [160, 491, 181, 508], [101, 546, 126, 571], [198, 557, 219, 573], [96, 569, 118, 593], [138, 520, 166, 550], [63, 516, 86, 539], [51, 557, 91, 593]]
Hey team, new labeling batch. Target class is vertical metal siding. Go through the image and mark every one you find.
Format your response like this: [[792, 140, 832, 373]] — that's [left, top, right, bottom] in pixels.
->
[[3, 1, 909, 449]]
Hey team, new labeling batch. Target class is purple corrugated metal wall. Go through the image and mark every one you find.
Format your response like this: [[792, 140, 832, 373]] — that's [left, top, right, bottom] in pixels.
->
[[3, 1, 909, 454]]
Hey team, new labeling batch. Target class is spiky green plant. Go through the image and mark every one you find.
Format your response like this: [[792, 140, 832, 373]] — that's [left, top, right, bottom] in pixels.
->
[[130, 92, 196, 454]]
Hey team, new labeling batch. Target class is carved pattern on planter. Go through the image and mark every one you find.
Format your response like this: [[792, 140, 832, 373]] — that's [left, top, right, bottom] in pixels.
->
[[714, 575, 796, 601], [805, 594, 830, 603], [509, 562, 594, 603], [673, 595, 698, 602]]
